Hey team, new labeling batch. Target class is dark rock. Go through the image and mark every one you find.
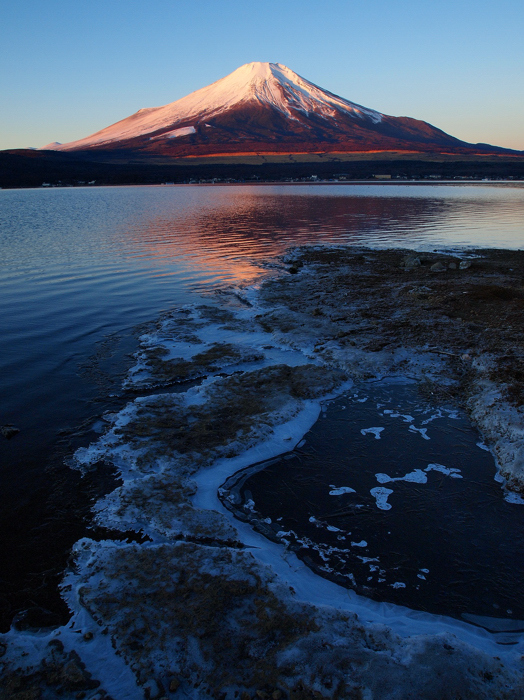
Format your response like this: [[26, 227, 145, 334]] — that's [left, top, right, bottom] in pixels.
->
[[403, 255, 421, 270], [62, 658, 87, 688], [430, 262, 447, 272], [1, 425, 20, 439]]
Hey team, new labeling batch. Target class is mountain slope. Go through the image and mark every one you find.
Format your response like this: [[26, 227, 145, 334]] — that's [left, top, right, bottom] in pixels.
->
[[41, 62, 517, 157]]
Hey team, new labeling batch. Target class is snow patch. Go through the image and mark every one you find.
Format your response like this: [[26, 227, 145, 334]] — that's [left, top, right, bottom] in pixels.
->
[[150, 125, 196, 140]]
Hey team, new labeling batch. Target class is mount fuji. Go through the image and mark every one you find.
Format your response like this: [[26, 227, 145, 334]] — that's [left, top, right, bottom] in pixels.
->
[[41, 62, 516, 158]]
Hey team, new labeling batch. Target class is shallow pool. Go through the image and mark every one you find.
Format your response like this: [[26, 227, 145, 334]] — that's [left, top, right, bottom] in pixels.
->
[[221, 378, 524, 626]]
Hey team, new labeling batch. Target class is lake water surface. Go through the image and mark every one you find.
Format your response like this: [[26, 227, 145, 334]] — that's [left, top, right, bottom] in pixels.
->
[[1, 182, 523, 630]]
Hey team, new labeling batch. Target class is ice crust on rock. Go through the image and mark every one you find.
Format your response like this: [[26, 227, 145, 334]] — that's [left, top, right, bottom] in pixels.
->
[[505, 491, 524, 505], [467, 376, 524, 495]]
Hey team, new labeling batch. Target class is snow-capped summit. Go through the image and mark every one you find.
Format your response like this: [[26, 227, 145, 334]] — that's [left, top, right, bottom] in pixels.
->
[[41, 62, 507, 157], [166, 61, 384, 124]]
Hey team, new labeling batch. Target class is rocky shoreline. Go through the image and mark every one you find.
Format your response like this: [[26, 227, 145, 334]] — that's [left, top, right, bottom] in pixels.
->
[[256, 246, 524, 495], [2, 245, 523, 700]]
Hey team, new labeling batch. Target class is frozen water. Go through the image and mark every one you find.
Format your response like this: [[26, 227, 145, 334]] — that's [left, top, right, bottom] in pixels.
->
[[329, 485, 356, 495], [361, 426, 384, 439], [370, 487, 394, 510]]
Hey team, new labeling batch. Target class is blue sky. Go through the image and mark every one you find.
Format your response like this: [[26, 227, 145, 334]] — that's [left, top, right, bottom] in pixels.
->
[[1, 0, 523, 150]]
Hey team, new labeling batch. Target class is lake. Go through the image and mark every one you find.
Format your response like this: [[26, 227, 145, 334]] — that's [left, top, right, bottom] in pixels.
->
[[1, 182, 523, 631]]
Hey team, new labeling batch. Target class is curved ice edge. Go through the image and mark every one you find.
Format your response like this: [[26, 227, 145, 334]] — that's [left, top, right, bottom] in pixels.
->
[[192, 396, 523, 656]]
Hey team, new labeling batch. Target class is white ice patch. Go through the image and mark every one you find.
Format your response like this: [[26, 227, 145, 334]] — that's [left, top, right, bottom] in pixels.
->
[[276, 530, 296, 539], [361, 427, 384, 440], [383, 409, 413, 423], [375, 469, 427, 484], [370, 487, 393, 510], [409, 425, 430, 440], [477, 441, 491, 452], [351, 540, 368, 548], [308, 518, 342, 533], [375, 464, 462, 488], [390, 582, 406, 589], [426, 463, 463, 479], [308, 516, 327, 530], [419, 407, 459, 426], [329, 485, 356, 495]]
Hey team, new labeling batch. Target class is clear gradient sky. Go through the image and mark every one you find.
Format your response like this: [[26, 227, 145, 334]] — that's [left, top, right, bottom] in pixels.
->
[[1, 0, 523, 151]]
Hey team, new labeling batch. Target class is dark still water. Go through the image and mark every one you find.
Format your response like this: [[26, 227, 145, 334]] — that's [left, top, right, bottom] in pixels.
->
[[220, 381, 524, 627], [1, 183, 523, 630]]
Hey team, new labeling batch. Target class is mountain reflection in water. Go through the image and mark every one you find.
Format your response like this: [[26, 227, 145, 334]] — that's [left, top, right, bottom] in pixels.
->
[[115, 184, 524, 274]]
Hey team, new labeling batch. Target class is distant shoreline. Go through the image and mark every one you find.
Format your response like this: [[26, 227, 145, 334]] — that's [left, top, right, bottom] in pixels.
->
[[3, 179, 524, 192], [2, 147, 524, 189]]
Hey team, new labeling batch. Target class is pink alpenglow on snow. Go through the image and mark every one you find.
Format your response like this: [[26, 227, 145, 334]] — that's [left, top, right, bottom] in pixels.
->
[[40, 62, 519, 157]]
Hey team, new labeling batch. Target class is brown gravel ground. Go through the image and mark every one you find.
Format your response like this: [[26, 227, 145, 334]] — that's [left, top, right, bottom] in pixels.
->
[[272, 248, 524, 401]]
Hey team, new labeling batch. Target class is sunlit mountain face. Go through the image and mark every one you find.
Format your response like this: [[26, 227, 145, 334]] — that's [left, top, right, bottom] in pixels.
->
[[42, 62, 518, 157]]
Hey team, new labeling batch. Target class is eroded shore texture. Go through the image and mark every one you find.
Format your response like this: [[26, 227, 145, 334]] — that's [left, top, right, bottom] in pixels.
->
[[259, 247, 524, 493], [1, 246, 524, 700]]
